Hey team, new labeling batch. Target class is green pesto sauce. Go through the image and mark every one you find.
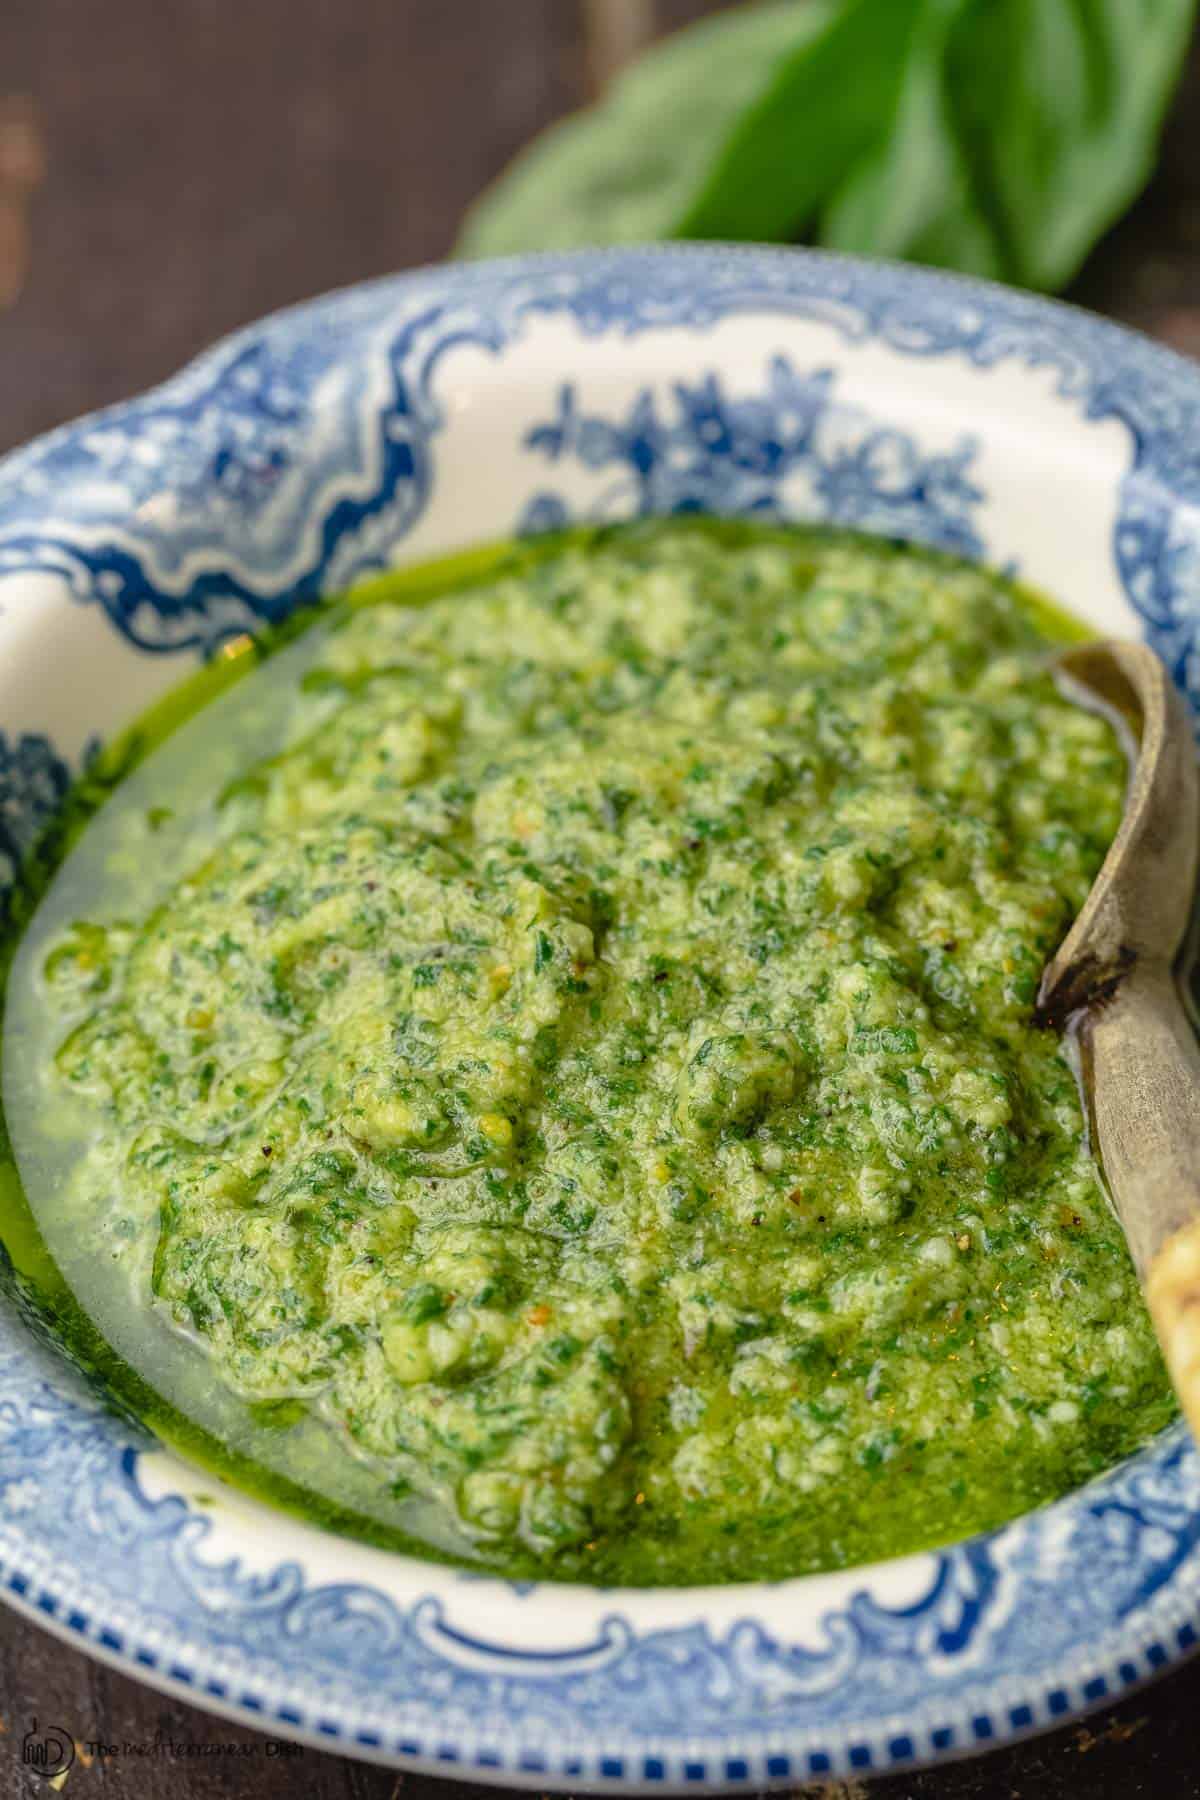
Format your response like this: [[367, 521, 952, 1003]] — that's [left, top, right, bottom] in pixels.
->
[[0, 520, 1176, 1586]]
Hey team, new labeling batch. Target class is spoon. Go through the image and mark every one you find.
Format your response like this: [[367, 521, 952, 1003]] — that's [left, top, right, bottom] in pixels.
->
[[1037, 638, 1200, 1441]]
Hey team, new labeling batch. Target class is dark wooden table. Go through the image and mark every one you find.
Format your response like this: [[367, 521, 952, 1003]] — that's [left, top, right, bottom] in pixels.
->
[[1, 3, 1199, 1795]]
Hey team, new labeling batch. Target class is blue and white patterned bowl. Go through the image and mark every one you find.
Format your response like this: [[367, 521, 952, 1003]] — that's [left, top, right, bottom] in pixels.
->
[[0, 247, 1198, 1789]]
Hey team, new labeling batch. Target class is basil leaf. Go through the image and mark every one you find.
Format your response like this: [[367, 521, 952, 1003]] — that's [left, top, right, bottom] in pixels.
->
[[944, 0, 1197, 291], [819, 0, 1006, 278], [457, 0, 1196, 294], [675, 0, 925, 241], [458, 1, 839, 257]]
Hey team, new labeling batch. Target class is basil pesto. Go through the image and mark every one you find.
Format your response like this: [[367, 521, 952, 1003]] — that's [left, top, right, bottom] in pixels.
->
[[1, 522, 1174, 1585]]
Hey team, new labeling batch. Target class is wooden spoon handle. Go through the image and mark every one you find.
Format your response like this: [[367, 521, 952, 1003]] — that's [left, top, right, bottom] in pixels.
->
[[1082, 965, 1200, 1440], [1147, 1220, 1200, 1446]]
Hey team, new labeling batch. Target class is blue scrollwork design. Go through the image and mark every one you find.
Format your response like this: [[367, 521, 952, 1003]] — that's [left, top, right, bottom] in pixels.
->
[[0, 733, 73, 906], [0, 248, 1198, 680], [518, 359, 985, 559]]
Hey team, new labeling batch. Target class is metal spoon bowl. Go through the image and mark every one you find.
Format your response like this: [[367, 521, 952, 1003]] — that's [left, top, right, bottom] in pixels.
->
[[1038, 639, 1200, 1440]]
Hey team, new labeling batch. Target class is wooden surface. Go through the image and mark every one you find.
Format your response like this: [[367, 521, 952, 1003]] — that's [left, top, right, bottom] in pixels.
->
[[1, 1, 1199, 1794]]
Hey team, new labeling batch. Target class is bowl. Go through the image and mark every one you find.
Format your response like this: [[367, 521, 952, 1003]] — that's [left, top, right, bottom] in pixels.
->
[[0, 246, 1197, 1789]]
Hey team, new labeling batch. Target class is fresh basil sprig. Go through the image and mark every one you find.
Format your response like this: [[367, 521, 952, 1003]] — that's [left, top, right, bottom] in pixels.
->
[[457, 0, 1196, 293]]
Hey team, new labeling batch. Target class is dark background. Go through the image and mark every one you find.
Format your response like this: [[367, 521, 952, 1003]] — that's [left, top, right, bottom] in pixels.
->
[[1, 2, 1199, 1794]]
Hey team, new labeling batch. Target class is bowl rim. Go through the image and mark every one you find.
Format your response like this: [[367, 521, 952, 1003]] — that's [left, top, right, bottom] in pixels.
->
[[8, 236, 1200, 477]]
